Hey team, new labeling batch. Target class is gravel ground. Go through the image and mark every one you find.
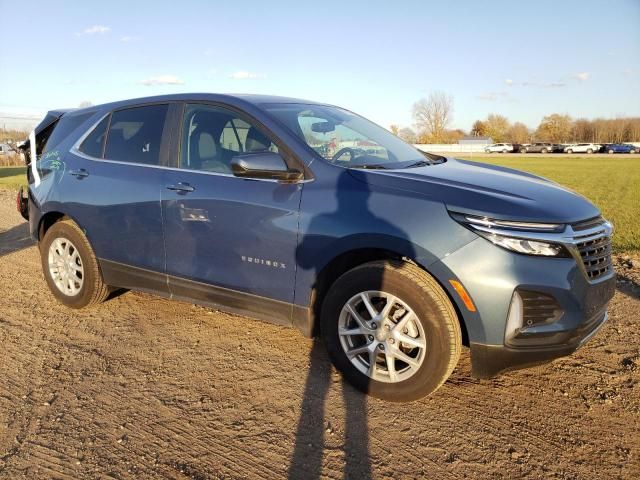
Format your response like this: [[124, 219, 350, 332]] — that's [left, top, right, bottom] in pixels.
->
[[0, 188, 639, 480]]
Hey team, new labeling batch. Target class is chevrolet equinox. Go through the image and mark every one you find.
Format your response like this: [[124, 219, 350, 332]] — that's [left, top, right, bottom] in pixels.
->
[[16, 94, 615, 401]]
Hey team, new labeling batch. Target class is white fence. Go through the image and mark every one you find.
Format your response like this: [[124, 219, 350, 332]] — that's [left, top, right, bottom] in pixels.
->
[[413, 144, 489, 153]]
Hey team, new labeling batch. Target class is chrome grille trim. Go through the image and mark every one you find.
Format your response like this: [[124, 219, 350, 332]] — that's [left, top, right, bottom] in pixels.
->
[[571, 219, 613, 281]]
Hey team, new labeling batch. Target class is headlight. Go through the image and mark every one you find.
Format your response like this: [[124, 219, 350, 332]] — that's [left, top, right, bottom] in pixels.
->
[[484, 233, 566, 256], [451, 213, 570, 257]]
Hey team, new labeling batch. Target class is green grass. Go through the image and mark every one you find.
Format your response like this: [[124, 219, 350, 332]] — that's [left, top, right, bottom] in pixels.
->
[[2, 158, 638, 251], [0, 166, 26, 189], [458, 156, 640, 252]]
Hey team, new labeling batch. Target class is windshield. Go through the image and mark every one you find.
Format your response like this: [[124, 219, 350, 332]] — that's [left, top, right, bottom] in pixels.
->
[[262, 103, 442, 169]]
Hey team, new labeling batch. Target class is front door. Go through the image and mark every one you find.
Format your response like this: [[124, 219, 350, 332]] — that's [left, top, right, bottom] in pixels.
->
[[161, 103, 303, 323]]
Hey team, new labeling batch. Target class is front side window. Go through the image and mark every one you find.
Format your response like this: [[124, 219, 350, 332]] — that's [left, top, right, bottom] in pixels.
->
[[104, 104, 169, 165], [180, 104, 278, 173], [264, 103, 439, 169]]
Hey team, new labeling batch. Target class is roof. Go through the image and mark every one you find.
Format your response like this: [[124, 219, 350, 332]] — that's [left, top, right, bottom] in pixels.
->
[[70, 93, 325, 116]]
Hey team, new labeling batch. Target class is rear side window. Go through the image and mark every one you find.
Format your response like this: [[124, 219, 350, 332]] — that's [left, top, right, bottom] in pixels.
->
[[104, 104, 169, 165], [43, 111, 94, 153], [79, 115, 110, 158]]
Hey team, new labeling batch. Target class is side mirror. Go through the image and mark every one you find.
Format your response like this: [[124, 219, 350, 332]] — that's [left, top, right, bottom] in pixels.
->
[[230, 151, 303, 182]]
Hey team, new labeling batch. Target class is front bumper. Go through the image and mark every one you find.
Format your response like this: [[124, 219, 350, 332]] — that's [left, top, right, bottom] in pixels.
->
[[429, 230, 616, 379], [470, 308, 608, 378]]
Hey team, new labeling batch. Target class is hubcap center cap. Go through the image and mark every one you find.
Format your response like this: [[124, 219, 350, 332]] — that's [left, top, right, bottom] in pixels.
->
[[375, 328, 388, 342]]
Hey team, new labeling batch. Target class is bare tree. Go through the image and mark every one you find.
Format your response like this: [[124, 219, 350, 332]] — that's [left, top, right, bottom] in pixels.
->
[[398, 127, 418, 144], [412, 91, 453, 143], [506, 122, 530, 144], [389, 124, 400, 135], [470, 120, 486, 137]]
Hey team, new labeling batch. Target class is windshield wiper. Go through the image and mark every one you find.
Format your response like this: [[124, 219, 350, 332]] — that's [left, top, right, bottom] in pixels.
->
[[405, 160, 433, 168], [349, 164, 388, 170]]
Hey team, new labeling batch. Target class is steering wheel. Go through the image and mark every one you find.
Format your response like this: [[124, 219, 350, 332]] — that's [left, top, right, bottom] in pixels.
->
[[331, 147, 356, 163]]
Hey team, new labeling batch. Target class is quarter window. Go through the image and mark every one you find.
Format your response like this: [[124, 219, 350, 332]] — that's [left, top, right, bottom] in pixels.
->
[[104, 104, 169, 165], [181, 104, 278, 173], [79, 115, 110, 158]]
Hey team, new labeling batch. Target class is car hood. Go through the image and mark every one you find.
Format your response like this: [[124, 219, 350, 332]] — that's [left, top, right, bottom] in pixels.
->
[[349, 158, 600, 223]]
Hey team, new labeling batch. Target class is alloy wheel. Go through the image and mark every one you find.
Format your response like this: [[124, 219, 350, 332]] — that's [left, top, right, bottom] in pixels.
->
[[338, 291, 426, 383]]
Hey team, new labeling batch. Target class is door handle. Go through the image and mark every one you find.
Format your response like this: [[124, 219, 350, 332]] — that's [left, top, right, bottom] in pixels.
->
[[69, 168, 89, 179], [166, 182, 195, 193]]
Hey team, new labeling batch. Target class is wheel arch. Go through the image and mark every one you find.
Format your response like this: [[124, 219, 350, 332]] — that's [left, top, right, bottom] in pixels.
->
[[38, 211, 68, 240], [299, 247, 469, 346]]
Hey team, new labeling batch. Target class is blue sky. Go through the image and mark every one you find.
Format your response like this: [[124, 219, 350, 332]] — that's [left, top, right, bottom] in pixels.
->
[[0, 0, 639, 131]]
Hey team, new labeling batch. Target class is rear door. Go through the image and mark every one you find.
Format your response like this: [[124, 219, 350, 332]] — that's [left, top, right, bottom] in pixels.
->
[[161, 103, 303, 322], [62, 103, 174, 291]]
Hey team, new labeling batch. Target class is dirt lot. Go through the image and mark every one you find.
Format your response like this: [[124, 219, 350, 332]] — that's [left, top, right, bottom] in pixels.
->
[[0, 188, 639, 480]]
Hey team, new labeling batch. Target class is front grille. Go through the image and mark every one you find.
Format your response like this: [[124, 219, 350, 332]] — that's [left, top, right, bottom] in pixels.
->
[[572, 217, 612, 281]]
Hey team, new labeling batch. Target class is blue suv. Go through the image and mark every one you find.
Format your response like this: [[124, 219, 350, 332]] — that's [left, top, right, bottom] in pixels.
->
[[17, 94, 615, 401]]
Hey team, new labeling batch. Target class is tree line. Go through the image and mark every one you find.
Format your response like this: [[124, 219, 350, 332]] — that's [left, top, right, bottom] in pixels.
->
[[391, 91, 640, 144]]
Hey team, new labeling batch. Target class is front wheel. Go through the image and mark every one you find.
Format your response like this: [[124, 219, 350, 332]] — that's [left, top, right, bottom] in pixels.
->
[[587, 148, 593, 154], [566, 149, 573, 154], [322, 260, 461, 402], [520, 148, 527, 153], [40, 218, 110, 308], [608, 149, 614, 154], [541, 148, 548, 154]]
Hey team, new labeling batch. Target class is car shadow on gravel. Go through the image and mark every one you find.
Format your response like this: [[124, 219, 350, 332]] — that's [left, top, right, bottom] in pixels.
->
[[0, 222, 34, 257]]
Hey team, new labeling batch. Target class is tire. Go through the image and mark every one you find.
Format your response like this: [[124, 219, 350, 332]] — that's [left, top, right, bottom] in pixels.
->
[[587, 148, 593, 154], [630, 150, 636, 154], [541, 148, 548, 154], [566, 149, 573, 154], [485, 150, 491, 154], [40, 218, 110, 308], [520, 148, 527, 153], [608, 149, 614, 154], [502, 149, 508, 154], [321, 260, 461, 402]]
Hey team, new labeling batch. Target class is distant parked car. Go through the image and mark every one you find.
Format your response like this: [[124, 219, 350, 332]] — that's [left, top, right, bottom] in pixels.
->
[[564, 143, 600, 154], [521, 142, 554, 154], [551, 144, 566, 153], [484, 143, 513, 153], [601, 143, 637, 154]]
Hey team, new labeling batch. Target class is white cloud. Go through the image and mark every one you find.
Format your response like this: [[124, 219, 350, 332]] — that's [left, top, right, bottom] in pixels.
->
[[78, 25, 110, 35], [120, 35, 139, 42], [229, 70, 266, 80], [477, 91, 509, 101], [139, 75, 185, 86], [505, 78, 513, 86], [544, 82, 566, 88], [573, 72, 590, 81]]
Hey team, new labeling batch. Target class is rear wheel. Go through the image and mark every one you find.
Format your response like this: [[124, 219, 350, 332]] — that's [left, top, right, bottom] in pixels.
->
[[587, 148, 593, 154], [501, 149, 508, 153], [630, 149, 637, 154], [541, 148, 548, 154], [566, 149, 573, 154], [322, 260, 461, 402], [40, 219, 110, 308], [520, 147, 527, 153], [608, 149, 614, 154]]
